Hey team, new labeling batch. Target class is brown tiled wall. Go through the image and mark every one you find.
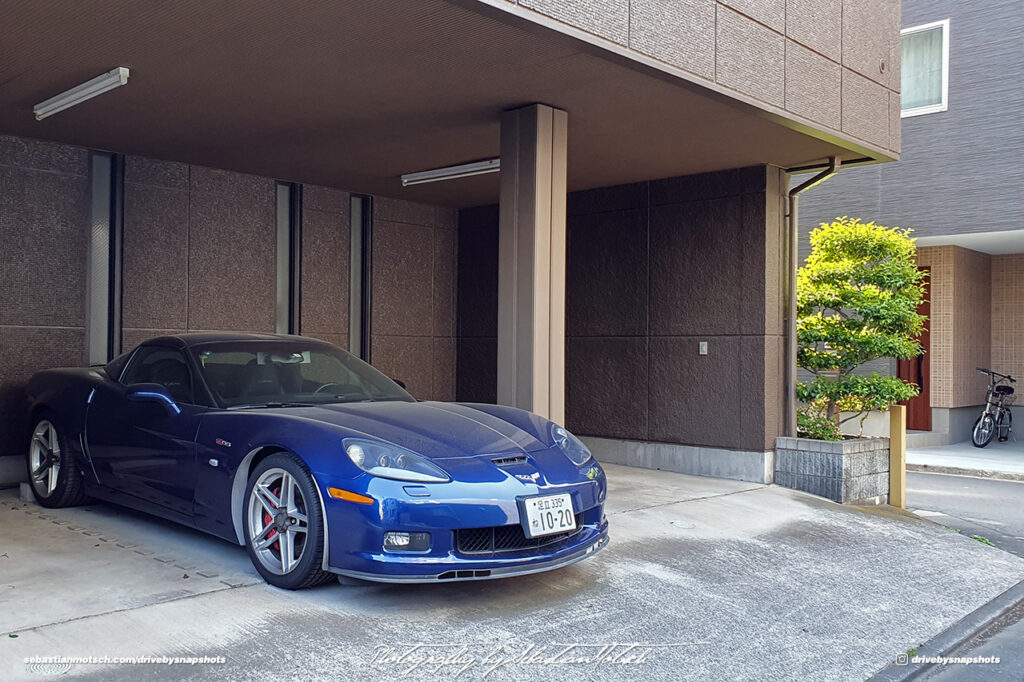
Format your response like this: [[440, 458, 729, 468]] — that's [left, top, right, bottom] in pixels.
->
[[123, 163, 460, 406], [2, 134, 459, 471], [992, 254, 1024, 386], [122, 157, 278, 348], [0, 136, 89, 459], [917, 246, 991, 408], [370, 198, 457, 402], [301, 185, 350, 349], [568, 166, 786, 452], [456, 165, 788, 452], [497, 0, 901, 154], [954, 248, 993, 406], [455, 205, 499, 404]]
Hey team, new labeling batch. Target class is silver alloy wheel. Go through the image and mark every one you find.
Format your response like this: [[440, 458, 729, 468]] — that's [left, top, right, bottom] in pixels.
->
[[247, 468, 310, 575], [29, 420, 61, 497]]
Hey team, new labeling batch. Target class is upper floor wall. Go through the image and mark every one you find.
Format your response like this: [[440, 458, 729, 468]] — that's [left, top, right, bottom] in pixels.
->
[[481, 0, 902, 156], [801, 0, 1024, 244]]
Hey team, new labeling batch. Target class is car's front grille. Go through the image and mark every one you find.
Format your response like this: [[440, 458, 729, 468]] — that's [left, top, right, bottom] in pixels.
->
[[455, 514, 584, 556]]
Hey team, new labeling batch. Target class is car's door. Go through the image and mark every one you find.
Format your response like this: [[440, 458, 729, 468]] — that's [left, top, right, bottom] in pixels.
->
[[86, 345, 205, 523]]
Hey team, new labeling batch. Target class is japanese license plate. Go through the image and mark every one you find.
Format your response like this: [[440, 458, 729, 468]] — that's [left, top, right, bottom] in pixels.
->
[[521, 493, 576, 538]]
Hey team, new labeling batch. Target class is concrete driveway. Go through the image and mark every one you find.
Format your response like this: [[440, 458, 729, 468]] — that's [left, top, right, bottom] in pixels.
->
[[2, 464, 1023, 681], [909, 440, 1024, 480]]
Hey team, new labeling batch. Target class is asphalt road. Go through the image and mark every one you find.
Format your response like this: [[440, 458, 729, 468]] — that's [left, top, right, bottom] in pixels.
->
[[908, 472, 1024, 681], [907, 472, 1024, 559]]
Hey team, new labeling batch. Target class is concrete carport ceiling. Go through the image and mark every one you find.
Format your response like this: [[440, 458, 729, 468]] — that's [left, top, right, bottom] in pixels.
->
[[0, 0, 889, 208]]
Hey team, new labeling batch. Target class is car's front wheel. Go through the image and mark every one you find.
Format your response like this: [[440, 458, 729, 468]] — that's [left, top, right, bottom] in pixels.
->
[[243, 452, 333, 589], [27, 412, 88, 508]]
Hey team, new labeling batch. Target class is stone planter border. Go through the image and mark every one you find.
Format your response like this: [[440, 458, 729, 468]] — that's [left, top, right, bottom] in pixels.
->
[[774, 436, 890, 505]]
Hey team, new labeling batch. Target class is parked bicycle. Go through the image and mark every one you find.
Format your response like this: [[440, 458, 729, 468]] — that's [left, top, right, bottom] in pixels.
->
[[972, 368, 1016, 448]]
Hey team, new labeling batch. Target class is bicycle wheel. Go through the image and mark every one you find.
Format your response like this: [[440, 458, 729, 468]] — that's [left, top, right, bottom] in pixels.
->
[[997, 409, 1012, 442], [972, 414, 995, 448]]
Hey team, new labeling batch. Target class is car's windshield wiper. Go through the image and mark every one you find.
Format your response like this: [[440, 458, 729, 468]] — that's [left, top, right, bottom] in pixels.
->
[[226, 402, 316, 410], [320, 396, 406, 404]]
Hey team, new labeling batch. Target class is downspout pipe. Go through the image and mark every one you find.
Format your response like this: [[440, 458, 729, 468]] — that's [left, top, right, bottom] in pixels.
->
[[785, 156, 840, 437]]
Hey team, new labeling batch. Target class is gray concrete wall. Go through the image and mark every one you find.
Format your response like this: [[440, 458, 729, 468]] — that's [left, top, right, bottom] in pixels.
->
[[584, 436, 774, 484], [457, 165, 789, 457], [906, 406, 983, 448], [481, 0, 901, 156], [800, 0, 1024, 253]]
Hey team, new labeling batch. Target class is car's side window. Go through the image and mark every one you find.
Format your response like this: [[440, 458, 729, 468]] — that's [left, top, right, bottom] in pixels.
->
[[104, 351, 132, 381], [122, 347, 194, 405]]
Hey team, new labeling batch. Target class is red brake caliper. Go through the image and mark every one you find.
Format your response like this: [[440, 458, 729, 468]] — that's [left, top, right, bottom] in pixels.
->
[[262, 484, 281, 552]]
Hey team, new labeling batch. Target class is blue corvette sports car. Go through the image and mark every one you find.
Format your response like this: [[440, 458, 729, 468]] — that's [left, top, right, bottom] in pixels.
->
[[25, 333, 608, 589]]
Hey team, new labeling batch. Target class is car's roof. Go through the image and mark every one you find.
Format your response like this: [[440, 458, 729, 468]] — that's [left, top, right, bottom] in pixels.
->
[[140, 332, 338, 349]]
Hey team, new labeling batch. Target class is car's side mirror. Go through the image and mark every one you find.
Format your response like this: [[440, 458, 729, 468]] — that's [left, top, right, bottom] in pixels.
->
[[393, 378, 407, 390], [126, 383, 181, 415]]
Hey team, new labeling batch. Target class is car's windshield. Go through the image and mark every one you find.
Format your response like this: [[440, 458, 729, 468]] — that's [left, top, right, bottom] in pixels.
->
[[191, 341, 414, 408]]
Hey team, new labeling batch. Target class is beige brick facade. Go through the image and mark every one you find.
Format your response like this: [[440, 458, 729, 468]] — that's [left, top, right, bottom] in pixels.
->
[[992, 254, 1024, 387], [918, 246, 1024, 409]]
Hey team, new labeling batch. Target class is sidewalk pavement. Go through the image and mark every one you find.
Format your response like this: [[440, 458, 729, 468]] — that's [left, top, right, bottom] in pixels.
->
[[908, 440, 1024, 481], [2, 464, 1024, 681]]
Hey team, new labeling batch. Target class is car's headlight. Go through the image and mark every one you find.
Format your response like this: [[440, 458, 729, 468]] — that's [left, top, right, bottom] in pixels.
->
[[550, 424, 592, 466], [343, 439, 450, 483]]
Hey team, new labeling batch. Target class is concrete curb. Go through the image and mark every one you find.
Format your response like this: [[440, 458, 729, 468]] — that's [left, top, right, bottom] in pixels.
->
[[868, 579, 1024, 681], [908, 463, 1024, 483]]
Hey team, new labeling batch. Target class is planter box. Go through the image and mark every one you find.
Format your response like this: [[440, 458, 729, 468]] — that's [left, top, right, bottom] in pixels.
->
[[774, 436, 889, 505]]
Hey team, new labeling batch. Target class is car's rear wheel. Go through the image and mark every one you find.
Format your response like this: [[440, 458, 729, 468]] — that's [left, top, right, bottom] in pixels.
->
[[244, 452, 333, 589], [27, 413, 88, 508]]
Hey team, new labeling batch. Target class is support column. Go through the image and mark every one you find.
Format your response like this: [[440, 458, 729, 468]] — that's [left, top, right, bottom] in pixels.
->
[[497, 104, 568, 423]]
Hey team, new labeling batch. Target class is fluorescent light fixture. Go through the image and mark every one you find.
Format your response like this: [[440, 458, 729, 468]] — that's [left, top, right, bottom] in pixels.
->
[[34, 67, 130, 121], [401, 158, 500, 187]]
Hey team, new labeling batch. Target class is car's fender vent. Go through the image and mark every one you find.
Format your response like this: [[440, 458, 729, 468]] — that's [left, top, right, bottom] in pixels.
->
[[455, 514, 584, 556], [490, 455, 528, 467]]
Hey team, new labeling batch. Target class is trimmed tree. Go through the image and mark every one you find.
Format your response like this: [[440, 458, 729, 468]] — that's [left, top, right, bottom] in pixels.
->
[[796, 217, 926, 439]]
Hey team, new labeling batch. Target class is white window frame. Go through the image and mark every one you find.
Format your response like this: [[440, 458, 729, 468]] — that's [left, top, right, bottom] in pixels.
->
[[900, 18, 950, 118]]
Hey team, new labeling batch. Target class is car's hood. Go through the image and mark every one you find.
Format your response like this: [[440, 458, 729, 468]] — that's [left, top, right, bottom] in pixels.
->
[[267, 400, 551, 459]]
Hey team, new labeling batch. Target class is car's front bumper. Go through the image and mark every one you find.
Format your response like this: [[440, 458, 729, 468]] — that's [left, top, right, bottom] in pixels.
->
[[317, 452, 609, 582], [329, 521, 609, 583]]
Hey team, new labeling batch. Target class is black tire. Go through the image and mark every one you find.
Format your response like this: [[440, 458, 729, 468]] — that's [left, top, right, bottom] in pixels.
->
[[972, 414, 995, 448], [26, 411, 89, 508], [243, 452, 333, 590], [997, 410, 1012, 442]]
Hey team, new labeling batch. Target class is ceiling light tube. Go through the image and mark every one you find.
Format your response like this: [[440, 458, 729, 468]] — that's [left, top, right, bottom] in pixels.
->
[[34, 67, 131, 121], [401, 158, 500, 187]]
